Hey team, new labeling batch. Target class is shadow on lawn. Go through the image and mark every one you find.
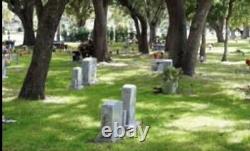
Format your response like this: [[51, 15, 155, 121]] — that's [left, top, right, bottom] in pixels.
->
[[3, 53, 250, 151]]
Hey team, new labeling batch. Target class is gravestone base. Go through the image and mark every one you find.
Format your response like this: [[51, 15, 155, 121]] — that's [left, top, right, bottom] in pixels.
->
[[96, 101, 123, 143], [71, 81, 83, 90], [124, 121, 141, 130], [95, 134, 121, 143]]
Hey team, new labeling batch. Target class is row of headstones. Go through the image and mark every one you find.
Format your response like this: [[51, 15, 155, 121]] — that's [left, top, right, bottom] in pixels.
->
[[71, 56, 173, 89], [96, 84, 137, 142], [71, 57, 97, 89], [151, 59, 173, 73]]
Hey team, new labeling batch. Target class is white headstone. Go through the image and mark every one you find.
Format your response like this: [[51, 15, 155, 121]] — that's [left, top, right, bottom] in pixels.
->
[[96, 100, 123, 142], [71, 67, 83, 90], [11, 53, 19, 64], [81, 57, 97, 85], [152, 59, 173, 73], [122, 84, 137, 128], [2, 56, 7, 79]]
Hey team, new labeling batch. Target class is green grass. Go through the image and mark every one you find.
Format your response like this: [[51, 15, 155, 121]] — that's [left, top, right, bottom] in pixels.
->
[[2, 41, 250, 151]]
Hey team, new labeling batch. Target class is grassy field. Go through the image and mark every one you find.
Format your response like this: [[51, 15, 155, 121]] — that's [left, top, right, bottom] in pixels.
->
[[2, 40, 250, 151]]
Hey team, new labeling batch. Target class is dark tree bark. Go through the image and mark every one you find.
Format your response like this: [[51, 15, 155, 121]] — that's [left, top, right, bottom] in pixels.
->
[[131, 15, 143, 52], [92, 0, 108, 62], [242, 25, 250, 39], [149, 23, 157, 47], [199, 26, 207, 63], [131, 14, 149, 54], [147, 4, 164, 47], [118, 0, 149, 54], [211, 19, 225, 43], [165, 0, 187, 68], [4, 0, 36, 46], [20, 6, 36, 45], [182, 0, 212, 76], [132, 15, 141, 42], [222, 0, 235, 62], [137, 15, 149, 54], [77, 19, 86, 28], [19, 0, 68, 100], [214, 25, 225, 42]]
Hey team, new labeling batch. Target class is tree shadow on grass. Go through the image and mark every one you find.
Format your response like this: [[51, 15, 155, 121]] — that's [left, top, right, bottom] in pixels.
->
[[3, 54, 250, 151]]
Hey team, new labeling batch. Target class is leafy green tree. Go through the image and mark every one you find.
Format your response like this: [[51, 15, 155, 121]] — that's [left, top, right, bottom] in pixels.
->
[[145, 0, 166, 46], [92, 0, 111, 61], [108, 5, 131, 42], [165, 0, 187, 67], [2, 3, 14, 33], [19, 0, 69, 100], [65, 0, 93, 28], [207, 0, 228, 43], [165, 0, 212, 76], [3, 0, 36, 45], [231, 0, 250, 39], [182, 0, 212, 75], [117, 0, 149, 54], [221, 0, 236, 61]]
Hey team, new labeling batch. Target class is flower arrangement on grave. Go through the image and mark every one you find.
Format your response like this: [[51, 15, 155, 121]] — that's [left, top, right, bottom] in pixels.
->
[[161, 67, 182, 94], [153, 67, 182, 94]]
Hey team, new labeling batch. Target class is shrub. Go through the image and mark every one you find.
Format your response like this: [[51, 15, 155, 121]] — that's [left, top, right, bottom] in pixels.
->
[[162, 67, 182, 82], [62, 27, 90, 42], [161, 67, 182, 94]]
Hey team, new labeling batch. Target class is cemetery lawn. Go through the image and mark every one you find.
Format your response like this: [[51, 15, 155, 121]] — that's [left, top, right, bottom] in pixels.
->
[[2, 40, 250, 151]]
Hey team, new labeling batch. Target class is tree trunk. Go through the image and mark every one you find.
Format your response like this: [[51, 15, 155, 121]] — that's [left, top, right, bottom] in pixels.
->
[[118, 0, 149, 54], [56, 22, 61, 42], [222, 0, 235, 62], [182, 0, 212, 76], [20, 6, 35, 46], [132, 15, 142, 52], [77, 18, 86, 28], [221, 20, 229, 61], [242, 25, 250, 39], [131, 13, 149, 54], [213, 20, 225, 43], [165, 0, 187, 68], [199, 26, 207, 63], [149, 23, 157, 47], [19, 0, 68, 100], [138, 15, 149, 54], [16, 4, 36, 46], [93, 0, 108, 62]]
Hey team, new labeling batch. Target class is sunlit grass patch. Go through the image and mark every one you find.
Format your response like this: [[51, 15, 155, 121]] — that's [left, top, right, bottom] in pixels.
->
[[2, 40, 250, 151]]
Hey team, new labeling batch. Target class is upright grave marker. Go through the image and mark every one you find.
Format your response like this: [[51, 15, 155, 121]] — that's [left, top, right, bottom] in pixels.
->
[[71, 67, 83, 90], [96, 100, 123, 142], [152, 59, 173, 73], [2, 56, 7, 79], [96, 84, 143, 143], [11, 53, 19, 64], [81, 57, 97, 86], [122, 84, 137, 128]]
